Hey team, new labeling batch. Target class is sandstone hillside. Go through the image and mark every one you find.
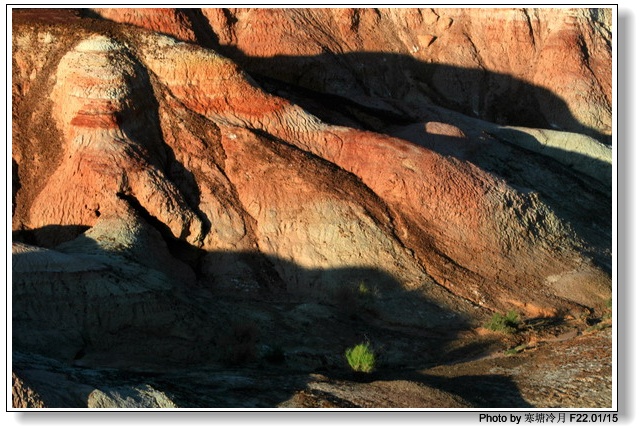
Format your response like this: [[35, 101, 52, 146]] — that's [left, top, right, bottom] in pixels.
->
[[11, 8, 612, 409]]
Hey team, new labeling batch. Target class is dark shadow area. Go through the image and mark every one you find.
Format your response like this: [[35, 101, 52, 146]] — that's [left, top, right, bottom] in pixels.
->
[[12, 224, 91, 248], [420, 373, 533, 408], [77, 8, 101, 20], [179, 8, 220, 50], [11, 225, 533, 408], [214, 47, 611, 146], [363, 371, 533, 408]]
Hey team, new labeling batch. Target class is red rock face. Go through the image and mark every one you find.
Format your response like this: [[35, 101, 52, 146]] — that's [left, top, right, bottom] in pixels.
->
[[198, 8, 611, 142], [12, 8, 611, 371], [91, 8, 198, 43]]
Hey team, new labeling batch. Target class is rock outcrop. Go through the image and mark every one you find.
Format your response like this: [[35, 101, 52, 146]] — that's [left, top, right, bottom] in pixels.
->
[[11, 7, 612, 408]]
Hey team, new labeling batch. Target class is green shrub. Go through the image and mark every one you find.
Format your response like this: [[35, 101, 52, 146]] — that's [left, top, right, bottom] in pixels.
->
[[505, 343, 528, 355], [485, 310, 520, 334], [345, 342, 376, 373], [357, 281, 371, 297]]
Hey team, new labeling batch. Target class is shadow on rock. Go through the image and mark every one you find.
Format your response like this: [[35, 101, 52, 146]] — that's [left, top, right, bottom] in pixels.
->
[[214, 48, 611, 145], [11, 225, 526, 408], [228, 52, 612, 272]]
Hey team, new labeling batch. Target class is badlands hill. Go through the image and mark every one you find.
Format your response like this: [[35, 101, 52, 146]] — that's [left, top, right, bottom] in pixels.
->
[[11, 8, 612, 408]]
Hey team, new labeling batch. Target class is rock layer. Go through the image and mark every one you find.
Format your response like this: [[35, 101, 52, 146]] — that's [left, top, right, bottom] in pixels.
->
[[11, 8, 612, 408]]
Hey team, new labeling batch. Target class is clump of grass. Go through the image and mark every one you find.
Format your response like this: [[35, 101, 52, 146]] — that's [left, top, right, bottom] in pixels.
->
[[333, 280, 379, 317], [485, 310, 520, 334], [357, 281, 370, 296], [505, 343, 529, 355], [345, 342, 376, 373]]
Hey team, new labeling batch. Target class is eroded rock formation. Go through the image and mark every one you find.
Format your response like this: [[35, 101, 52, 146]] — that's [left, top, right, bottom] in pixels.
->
[[11, 8, 612, 408]]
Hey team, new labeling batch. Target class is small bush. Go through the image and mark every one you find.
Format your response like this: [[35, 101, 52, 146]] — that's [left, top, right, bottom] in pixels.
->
[[485, 310, 520, 334], [345, 342, 376, 373]]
